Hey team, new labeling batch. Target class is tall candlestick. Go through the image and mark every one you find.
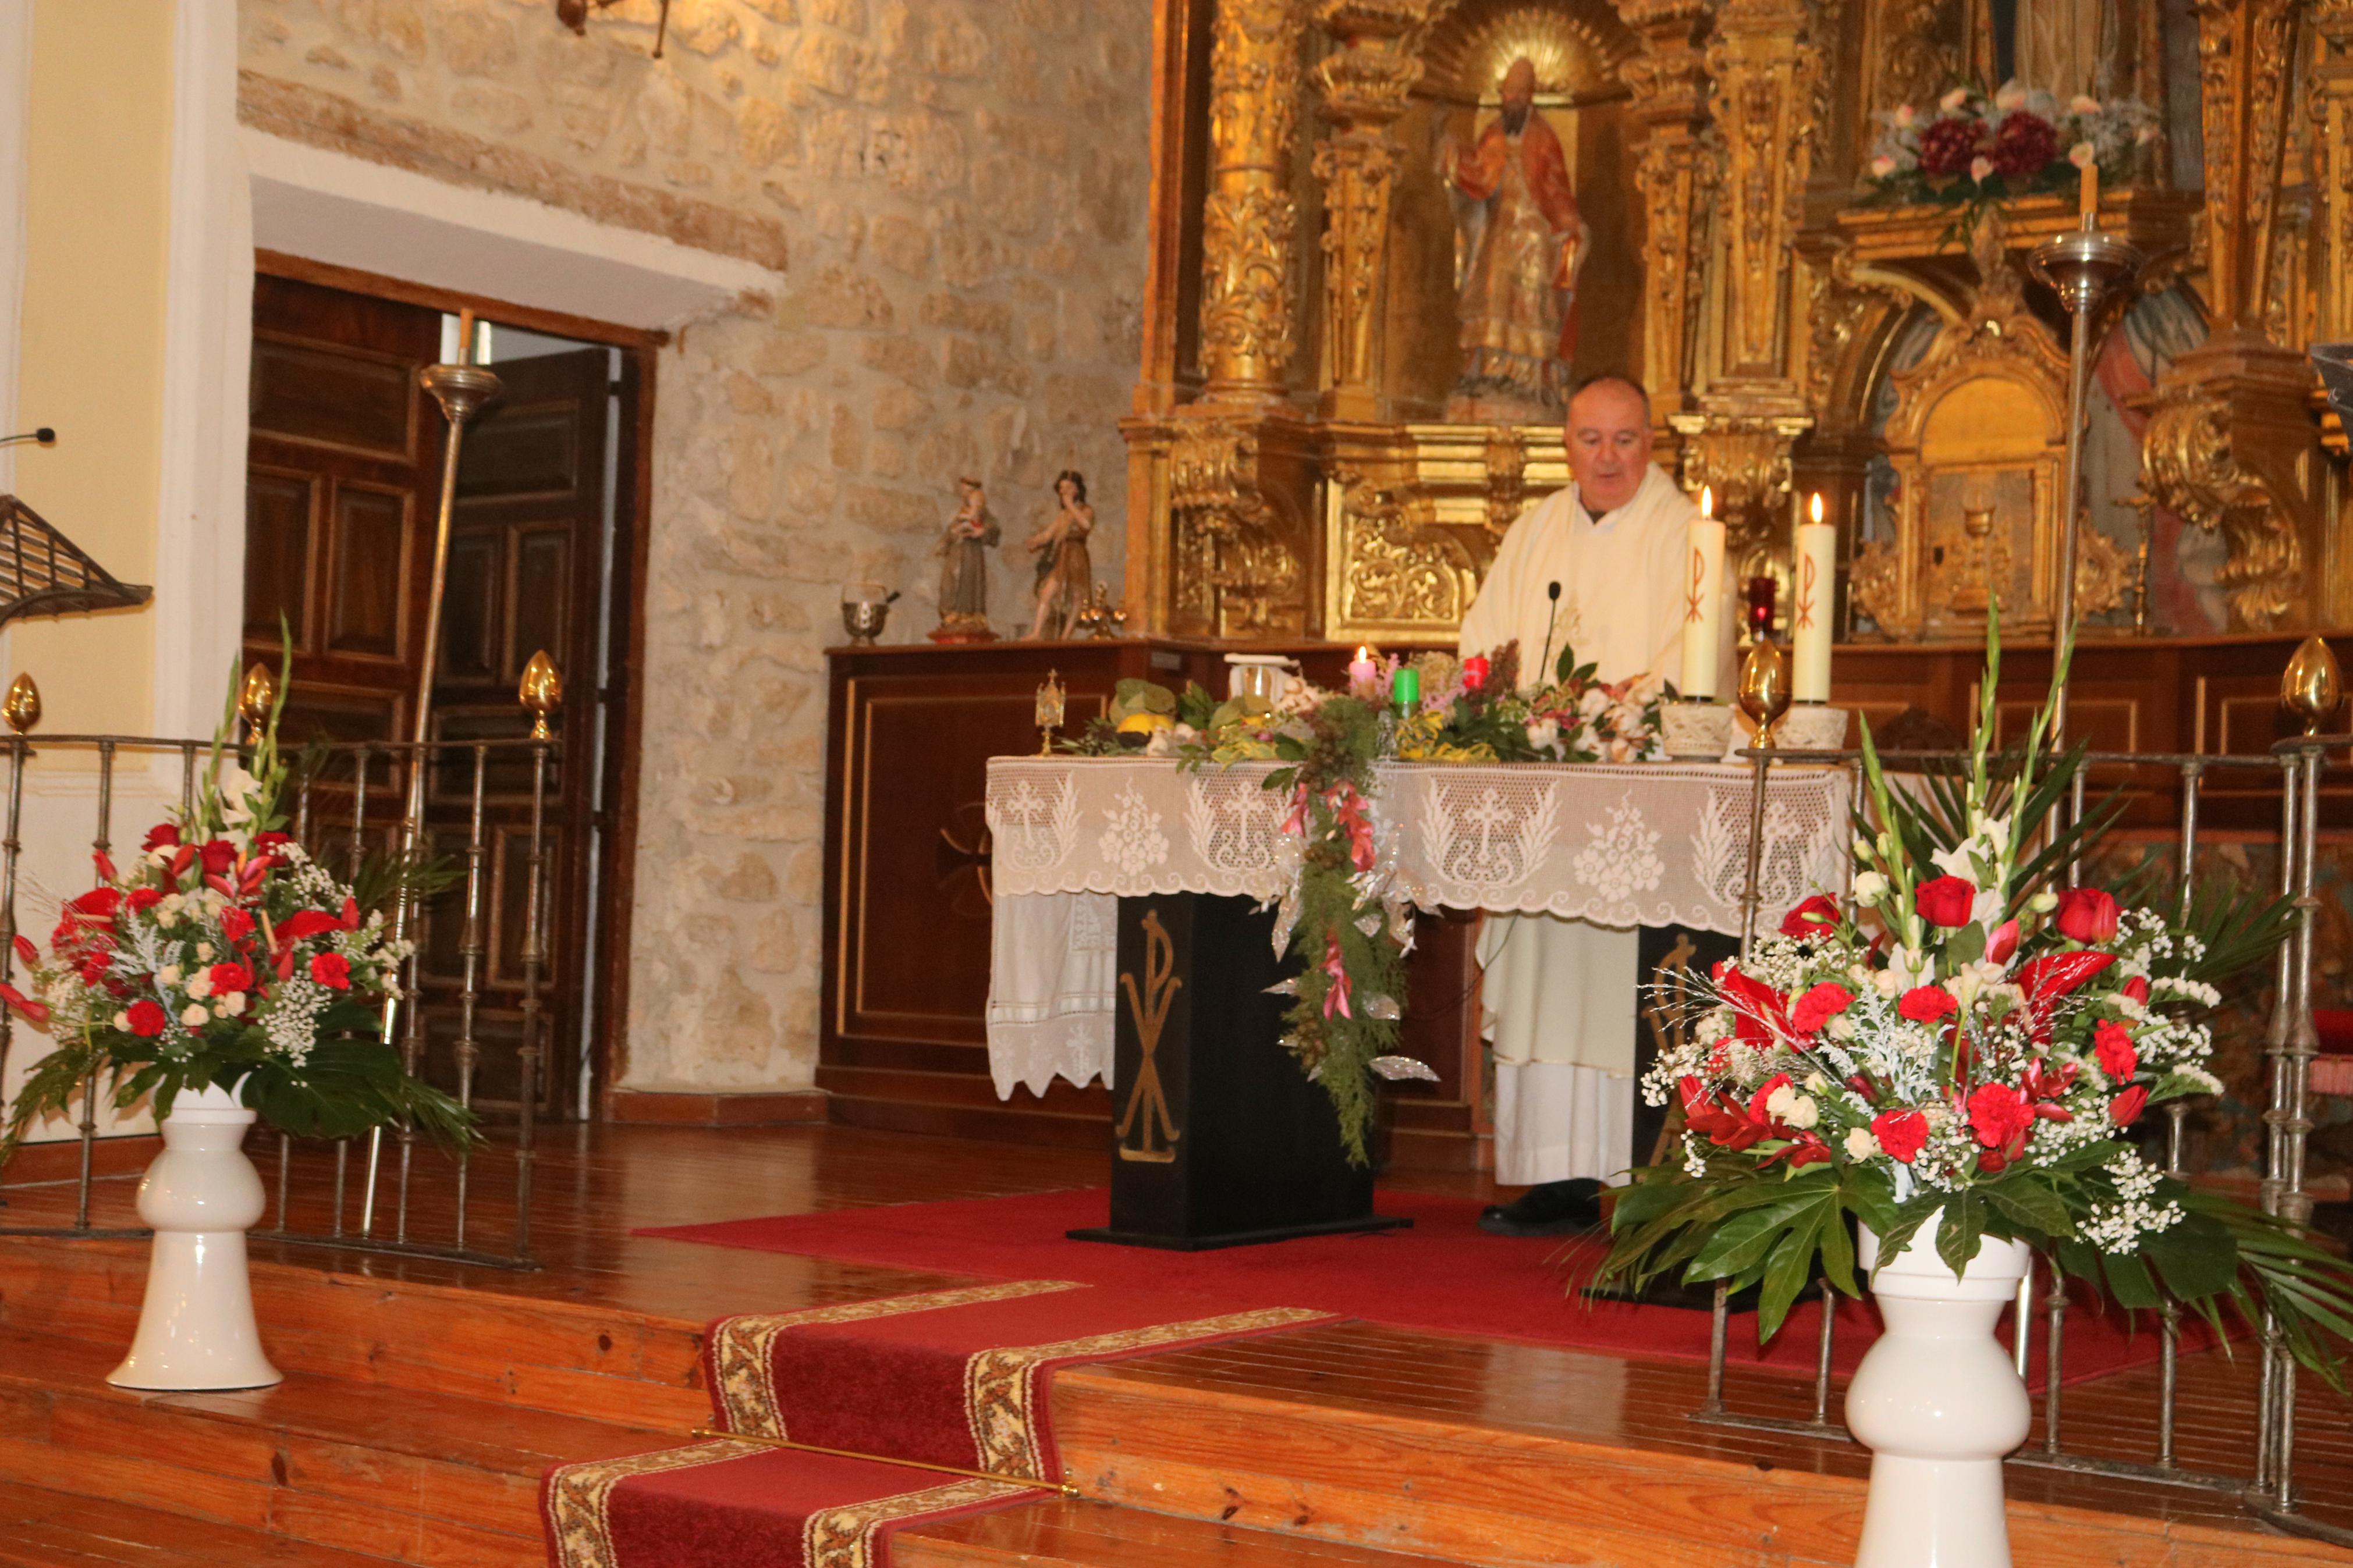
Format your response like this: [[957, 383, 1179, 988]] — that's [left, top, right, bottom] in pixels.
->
[[1679, 486, 1726, 700], [1793, 490, 1837, 703], [2078, 157, 2099, 225]]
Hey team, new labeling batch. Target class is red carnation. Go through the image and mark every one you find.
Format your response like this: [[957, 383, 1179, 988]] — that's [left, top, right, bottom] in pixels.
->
[[1898, 984, 1960, 1023], [1781, 895, 1841, 940], [2092, 1019, 2137, 1080], [1917, 115, 1986, 177], [141, 823, 180, 854], [1989, 111, 2058, 176], [197, 840, 237, 876], [208, 961, 255, 997], [1967, 1083, 2036, 1149], [1872, 1109, 1929, 1163], [2111, 1085, 2149, 1126], [126, 887, 162, 914], [2054, 887, 2120, 944], [1914, 876, 1976, 928], [310, 952, 352, 991], [1791, 982, 1855, 1034], [124, 1000, 167, 1037], [220, 907, 254, 943]]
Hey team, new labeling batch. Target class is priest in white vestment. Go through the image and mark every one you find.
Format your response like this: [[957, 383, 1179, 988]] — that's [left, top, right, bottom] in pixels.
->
[[1457, 374, 1725, 1233]]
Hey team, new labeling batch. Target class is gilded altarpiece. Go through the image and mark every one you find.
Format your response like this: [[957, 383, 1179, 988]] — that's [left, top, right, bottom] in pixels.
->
[[1122, 0, 2350, 648]]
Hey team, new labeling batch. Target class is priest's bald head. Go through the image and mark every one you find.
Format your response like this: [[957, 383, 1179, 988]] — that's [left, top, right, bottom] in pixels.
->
[[1564, 374, 1651, 515]]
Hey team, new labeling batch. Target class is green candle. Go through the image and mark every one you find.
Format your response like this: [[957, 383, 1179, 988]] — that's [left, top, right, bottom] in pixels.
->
[[1391, 665, 1419, 711]]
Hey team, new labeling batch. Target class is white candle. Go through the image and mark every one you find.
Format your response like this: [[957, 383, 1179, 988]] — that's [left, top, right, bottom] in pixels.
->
[[1793, 491, 1837, 703], [1680, 486, 1726, 700]]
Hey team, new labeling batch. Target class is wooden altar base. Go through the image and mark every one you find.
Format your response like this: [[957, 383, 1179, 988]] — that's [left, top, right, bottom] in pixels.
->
[[0, 1123, 2347, 1567]]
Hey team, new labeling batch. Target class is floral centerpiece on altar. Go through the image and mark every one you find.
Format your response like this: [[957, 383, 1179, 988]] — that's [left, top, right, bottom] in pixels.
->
[[1863, 81, 2158, 208], [1597, 614, 2353, 1377], [1057, 642, 1671, 1161], [0, 661, 473, 1151]]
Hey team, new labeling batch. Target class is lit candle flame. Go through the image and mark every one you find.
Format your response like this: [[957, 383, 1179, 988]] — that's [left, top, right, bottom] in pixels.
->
[[1356, 645, 1372, 662], [1809, 491, 1825, 527], [1700, 485, 1714, 520]]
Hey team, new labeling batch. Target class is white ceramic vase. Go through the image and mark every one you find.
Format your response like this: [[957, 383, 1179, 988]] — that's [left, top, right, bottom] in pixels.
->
[[1846, 1212, 2032, 1568], [107, 1080, 282, 1391]]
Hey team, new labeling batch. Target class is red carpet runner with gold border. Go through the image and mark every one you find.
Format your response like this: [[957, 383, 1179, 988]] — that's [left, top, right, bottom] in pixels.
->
[[542, 1282, 1333, 1568]]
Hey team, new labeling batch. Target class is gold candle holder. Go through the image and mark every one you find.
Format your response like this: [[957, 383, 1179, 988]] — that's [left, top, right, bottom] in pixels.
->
[[2281, 635, 2343, 737], [1035, 669, 1066, 755], [520, 649, 563, 741], [1736, 638, 1791, 749]]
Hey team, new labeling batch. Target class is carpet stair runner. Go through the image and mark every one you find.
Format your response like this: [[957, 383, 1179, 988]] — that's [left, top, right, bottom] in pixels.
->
[[544, 1281, 1361, 1568]]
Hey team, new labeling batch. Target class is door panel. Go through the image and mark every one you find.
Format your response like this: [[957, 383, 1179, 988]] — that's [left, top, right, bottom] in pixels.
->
[[324, 483, 412, 659]]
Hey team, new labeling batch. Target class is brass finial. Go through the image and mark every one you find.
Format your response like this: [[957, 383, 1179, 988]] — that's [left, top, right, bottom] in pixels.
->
[[237, 662, 278, 730], [2, 674, 37, 735], [1736, 638, 1791, 749], [1035, 669, 1066, 755], [2281, 635, 2343, 738], [519, 649, 563, 741]]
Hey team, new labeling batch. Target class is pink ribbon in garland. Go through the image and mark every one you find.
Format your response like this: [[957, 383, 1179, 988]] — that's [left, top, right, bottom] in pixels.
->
[[1322, 932, 1353, 1019]]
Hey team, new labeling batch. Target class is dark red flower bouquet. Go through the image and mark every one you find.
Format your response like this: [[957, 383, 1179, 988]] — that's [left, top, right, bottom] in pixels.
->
[[1599, 612, 2353, 1378], [1, 660, 471, 1149]]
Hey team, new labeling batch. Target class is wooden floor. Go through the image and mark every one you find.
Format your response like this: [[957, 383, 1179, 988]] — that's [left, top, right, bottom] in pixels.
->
[[1, 1122, 2348, 1567]]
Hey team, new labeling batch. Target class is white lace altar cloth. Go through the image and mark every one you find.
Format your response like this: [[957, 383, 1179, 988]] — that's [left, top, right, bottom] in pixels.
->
[[985, 756, 1851, 1098]]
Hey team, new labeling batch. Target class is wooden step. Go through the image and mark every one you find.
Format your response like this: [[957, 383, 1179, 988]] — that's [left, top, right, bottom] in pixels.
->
[[897, 1496, 1475, 1568], [1048, 1319, 2353, 1568], [0, 1235, 711, 1428], [0, 1324, 679, 1567], [0, 1477, 409, 1567]]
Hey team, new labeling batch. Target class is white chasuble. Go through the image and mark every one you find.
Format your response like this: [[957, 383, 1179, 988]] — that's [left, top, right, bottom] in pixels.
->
[[1456, 464, 1706, 1186]]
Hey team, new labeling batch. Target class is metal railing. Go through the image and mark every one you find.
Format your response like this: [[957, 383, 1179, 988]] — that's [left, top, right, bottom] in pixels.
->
[[1698, 736, 2349, 1545], [0, 730, 560, 1269]]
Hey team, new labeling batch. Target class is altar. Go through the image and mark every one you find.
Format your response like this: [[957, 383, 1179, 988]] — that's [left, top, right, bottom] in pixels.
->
[[983, 753, 1851, 1245]]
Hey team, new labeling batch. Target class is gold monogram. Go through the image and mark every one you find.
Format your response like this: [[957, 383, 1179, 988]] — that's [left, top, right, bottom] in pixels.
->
[[1116, 910, 1182, 1164]]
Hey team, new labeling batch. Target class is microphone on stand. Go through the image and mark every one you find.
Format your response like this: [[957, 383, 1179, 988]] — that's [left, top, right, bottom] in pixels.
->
[[0, 428, 56, 449], [1537, 581, 1563, 687]]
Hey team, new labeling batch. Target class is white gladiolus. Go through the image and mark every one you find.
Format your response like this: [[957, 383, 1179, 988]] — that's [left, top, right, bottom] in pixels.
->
[[1852, 870, 1887, 903], [1845, 1127, 1878, 1161]]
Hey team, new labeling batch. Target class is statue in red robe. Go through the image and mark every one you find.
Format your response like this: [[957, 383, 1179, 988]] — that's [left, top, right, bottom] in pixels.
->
[[1445, 57, 1587, 421]]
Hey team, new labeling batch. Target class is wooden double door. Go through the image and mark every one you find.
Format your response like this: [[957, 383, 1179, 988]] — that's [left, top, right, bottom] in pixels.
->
[[243, 271, 630, 1118]]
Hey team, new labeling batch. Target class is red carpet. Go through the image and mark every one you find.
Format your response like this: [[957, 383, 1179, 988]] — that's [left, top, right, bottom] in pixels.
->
[[543, 1281, 1331, 1568], [639, 1186, 2219, 1386]]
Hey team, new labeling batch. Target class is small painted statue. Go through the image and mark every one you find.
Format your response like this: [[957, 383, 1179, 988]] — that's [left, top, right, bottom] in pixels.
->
[[931, 477, 999, 642], [1025, 470, 1095, 641]]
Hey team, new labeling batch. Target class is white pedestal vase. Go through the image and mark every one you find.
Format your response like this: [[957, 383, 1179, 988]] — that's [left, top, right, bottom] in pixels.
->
[[1845, 1212, 2032, 1568], [107, 1081, 282, 1391]]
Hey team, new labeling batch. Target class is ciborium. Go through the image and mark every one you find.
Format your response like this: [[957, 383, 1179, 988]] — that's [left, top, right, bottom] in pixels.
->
[[1736, 638, 1791, 749]]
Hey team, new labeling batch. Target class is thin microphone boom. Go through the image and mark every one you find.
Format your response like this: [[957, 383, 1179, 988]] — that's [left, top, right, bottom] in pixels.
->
[[0, 428, 56, 449], [1538, 580, 1562, 688]]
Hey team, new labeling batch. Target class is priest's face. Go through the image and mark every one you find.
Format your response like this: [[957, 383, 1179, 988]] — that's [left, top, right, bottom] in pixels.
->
[[1564, 380, 1650, 514]]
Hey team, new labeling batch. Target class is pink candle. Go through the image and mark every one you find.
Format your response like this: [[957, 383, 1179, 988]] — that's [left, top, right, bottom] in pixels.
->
[[1347, 645, 1379, 693]]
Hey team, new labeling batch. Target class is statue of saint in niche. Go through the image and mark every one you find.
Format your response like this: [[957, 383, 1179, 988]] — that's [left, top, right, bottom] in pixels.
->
[[1442, 56, 1589, 424]]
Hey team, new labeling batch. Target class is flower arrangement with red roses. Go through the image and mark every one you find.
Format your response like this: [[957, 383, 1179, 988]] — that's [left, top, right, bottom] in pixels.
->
[[1599, 611, 2353, 1378], [1, 659, 472, 1151]]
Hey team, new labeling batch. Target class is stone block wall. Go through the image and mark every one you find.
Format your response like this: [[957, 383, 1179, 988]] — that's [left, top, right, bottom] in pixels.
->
[[236, 0, 1155, 1091]]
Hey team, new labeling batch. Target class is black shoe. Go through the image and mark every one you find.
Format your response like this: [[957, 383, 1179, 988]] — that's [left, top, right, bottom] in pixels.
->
[[1478, 1178, 1604, 1236]]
